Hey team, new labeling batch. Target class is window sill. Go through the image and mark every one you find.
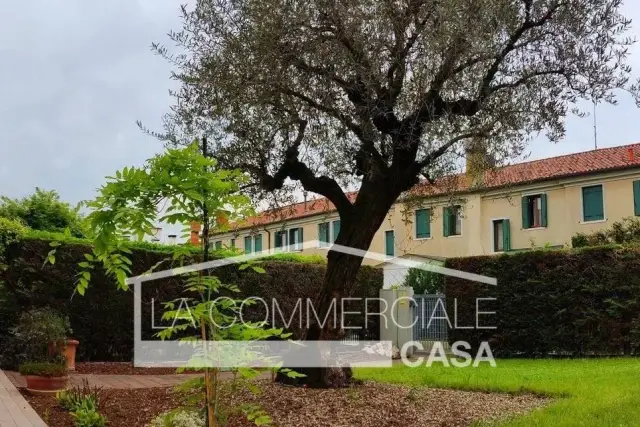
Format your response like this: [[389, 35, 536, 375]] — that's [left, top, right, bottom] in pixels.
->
[[523, 226, 547, 231], [580, 219, 607, 224], [414, 236, 432, 241], [445, 235, 463, 239]]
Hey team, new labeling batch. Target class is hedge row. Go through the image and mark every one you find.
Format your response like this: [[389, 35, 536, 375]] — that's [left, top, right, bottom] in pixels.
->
[[0, 238, 381, 363], [444, 245, 640, 357]]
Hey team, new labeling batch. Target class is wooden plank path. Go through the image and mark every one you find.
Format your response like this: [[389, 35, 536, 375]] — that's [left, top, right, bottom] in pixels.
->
[[0, 370, 47, 427]]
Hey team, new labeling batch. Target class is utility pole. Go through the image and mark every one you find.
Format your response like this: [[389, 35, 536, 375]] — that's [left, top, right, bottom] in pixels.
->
[[593, 100, 598, 150]]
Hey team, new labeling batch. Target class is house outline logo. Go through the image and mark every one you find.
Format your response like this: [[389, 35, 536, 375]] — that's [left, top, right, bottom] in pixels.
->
[[126, 240, 496, 368]]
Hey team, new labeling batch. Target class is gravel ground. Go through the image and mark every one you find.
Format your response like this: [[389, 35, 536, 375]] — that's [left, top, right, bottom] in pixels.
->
[[22, 379, 549, 427]]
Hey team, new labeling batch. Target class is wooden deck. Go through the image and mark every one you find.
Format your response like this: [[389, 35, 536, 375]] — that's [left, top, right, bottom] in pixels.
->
[[0, 370, 47, 427]]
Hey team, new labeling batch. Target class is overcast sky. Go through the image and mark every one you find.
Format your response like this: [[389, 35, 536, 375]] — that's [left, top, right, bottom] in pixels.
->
[[1, 0, 640, 205]]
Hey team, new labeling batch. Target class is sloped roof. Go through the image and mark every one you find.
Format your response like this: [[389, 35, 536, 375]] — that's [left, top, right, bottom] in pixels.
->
[[230, 142, 640, 231]]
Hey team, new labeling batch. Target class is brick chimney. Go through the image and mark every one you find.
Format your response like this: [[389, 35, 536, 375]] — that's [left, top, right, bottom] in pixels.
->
[[190, 222, 201, 245], [465, 139, 490, 187]]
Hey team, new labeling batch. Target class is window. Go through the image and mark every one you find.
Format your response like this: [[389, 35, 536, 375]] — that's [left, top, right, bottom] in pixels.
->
[[275, 227, 303, 251], [493, 219, 511, 252], [244, 234, 262, 254], [582, 185, 604, 222], [254, 234, 262, 252], [443, 206, 462, 237], [214, 241, 222, 250], [522, 194, 547, 228], [415, 209, 431, 239], [230, 238, 236, 248], [385, 230, 395, 257], [318, 220, 340, 247]]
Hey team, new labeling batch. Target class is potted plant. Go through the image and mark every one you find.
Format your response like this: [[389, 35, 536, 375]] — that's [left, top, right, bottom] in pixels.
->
[[11, 308, 72, 394], [19, 359, 69, 395]]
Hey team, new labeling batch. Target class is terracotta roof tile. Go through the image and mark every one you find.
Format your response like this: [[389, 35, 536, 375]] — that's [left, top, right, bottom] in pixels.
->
[[232, 142, 640, 230]]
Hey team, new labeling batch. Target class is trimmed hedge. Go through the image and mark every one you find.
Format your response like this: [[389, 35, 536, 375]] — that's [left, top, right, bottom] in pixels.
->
[[1, 238, 381, 363], [445, 246, 640, 357]]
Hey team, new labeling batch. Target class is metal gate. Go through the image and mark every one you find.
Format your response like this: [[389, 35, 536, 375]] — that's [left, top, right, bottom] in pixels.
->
[[413, 294, 448, 347]]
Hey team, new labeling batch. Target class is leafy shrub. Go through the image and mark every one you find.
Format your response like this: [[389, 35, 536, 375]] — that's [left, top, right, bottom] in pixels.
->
[[1, 238, 382, 362], [56, 379, 101, 412], [572, 217, 640, 248], [7, 308, 71, 366], [0, 217, 27, 253], [445, 245, 640, 356], [70, 407, 107, 427], [19, 361, 67, 377], [403, 264, 444, 294], [150, 410, 205, 427]]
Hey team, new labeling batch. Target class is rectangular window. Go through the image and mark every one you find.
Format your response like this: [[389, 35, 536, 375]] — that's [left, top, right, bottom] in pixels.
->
[[493, 219, 511, 252], [582, 185, 604, 222], [276, 227, 303, 251], [230, 239, 235, 248], [318, 220, 341, 246], [443, 206, 462, 237], [214, 241, 222, 250], [254, 234, 262, 252], [415, 209, 431, 239], [244, 236, 252, 254], [318, 222, 330, 247], [385, 230, 395, 257], [522, 194, 547, 228]]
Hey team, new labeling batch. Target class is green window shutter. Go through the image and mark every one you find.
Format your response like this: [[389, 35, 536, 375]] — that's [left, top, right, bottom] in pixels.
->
[[416, 209, 430, 238], [215, 241, 222, 250], [318, 223, 329, 246], [385, 230, 395, 257], [521, 196, 530, 228], [582, 185, 604, 221], [332, 220, 341, 242], [634, 180, 640, 216], [299, 227, 304, 248], [254, 234, 262, 252], [244, 236, 252, 254], [540, 194, 548, 227], [502, 219, 511, 251], [443, 207, 451, 237]]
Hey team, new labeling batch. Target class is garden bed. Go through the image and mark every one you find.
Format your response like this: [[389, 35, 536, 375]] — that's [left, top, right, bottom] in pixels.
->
[[22, 380, 548, 427]]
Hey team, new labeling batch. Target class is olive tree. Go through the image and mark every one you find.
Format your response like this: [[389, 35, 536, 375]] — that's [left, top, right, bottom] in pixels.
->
[[150, 0, 639, 386]]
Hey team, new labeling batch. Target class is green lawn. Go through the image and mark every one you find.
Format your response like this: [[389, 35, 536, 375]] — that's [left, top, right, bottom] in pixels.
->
[[355, 358, 640, 426]]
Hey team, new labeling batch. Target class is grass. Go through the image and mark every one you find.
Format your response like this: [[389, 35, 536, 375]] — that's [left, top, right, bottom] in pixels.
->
[[355, 358, 640, 426]]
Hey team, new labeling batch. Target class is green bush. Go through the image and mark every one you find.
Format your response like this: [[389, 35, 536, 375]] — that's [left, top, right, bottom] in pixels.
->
[[403, 264, 444, 294], [56, 380, 101, 412], [572, 217, 640, 248], [0, 237, 382, 362], [445, 246, 640, 357], [5, 308, 71, 367], [19, 361, 67, 377], [70, 407, 107, 427]]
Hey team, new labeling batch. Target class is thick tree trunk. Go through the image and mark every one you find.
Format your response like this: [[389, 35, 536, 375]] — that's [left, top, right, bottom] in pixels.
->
[[276, 182, 397, 388]]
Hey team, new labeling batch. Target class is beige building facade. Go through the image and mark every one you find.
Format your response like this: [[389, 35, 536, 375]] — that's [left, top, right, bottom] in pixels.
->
[[210, 143, 640, 264]]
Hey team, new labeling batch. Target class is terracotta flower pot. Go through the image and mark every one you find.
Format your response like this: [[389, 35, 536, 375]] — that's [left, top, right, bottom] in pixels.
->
[[65, 339, 79, 371], [24, 375, 69, 396]]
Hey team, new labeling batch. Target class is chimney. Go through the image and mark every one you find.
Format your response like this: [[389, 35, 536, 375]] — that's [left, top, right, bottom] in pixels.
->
[[303, 191, 308, 211], [167, 235, 177, 245], [464, 139, 488, 187], [190, 222, 201, 245], [628, 147, 634, 162]]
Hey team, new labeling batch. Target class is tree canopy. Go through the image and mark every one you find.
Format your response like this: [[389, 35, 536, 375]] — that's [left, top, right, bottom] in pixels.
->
[[0, 188, 88, 237], [152, 0, 639, 213]]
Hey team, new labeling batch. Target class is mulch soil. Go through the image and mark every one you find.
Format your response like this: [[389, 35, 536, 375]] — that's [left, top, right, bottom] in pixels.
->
[[21, 379, 549, 427], [74, 362, 200, 375]]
